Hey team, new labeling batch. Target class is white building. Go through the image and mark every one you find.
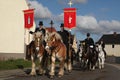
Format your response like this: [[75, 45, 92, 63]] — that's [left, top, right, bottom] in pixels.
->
[[0, 0, 35, 60], [97, 32, 120, 57]]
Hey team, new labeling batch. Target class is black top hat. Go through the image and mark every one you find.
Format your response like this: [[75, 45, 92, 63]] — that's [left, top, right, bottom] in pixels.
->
[[60, 23, 64, 27], [39, 21, 43, 25], [87, 33, 90, 37]]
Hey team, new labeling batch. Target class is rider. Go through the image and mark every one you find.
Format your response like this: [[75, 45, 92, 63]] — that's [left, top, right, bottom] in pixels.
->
[[100, 39, 107, 58], [30, 21, 46, 47], [58, 23, 70, 59], [35, 21, 46, 36], [84, 33, 94, 53], [29, 21, 45, 36], [58, 23, 69, 47]]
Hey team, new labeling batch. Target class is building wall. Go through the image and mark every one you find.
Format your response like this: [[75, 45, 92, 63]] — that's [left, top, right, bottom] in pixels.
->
[[105, 44, 120, 56], [0, 0, 35, 54]]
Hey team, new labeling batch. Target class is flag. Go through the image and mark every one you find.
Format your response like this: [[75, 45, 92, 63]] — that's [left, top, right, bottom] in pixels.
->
[[64, 8, 76, 29], [23, 9, 34, 29]]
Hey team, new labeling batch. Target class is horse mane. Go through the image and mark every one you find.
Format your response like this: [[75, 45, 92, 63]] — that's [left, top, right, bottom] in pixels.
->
[[34, 32, 43, 37], [50, 32, 63, 42], [33, 32, 44, 42], [45, 27, 56, 33]]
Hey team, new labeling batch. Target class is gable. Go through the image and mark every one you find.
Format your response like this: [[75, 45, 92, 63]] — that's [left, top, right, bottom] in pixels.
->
[[98, 34, 120, 44]]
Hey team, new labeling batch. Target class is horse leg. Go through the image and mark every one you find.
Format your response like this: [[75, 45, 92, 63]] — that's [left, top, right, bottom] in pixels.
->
[[87, 58, 90, 70], [39, 52, 48, 75], [58, 58, 65, 77], [49, 53, 56, 79], [98, 58, 102, 69], [64, 56, 72, 72], [30, 55, 36, 75], [82, 59, 87, 71], [101, 57, 105, 69], [68, 50, 72, 72], [92, 60, 96, 70], [92, 57, 97, 70], [38, 56, 44, 75], [67, 58, 72, 72], [43, 51, 49, 74]]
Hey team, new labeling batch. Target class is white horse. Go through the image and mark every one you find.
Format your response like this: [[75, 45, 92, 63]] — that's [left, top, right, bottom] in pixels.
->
[[97, 44, 105, 69]]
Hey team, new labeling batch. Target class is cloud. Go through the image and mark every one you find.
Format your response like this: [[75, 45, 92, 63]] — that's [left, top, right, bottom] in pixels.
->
[[54, 13, 64, 22], [28, 0, 120, 35], [99, 20, 120, 33], [58, 0, 87, 5], [100, 8, 109, 12], [28, 0, 52, 19], [55, 13, 120, 34], [73, 0, 88, 4], [76, 15, 120, 34]]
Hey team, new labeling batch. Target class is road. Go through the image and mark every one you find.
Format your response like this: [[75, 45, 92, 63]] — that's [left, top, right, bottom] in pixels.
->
[[0, 63, 120, 80]]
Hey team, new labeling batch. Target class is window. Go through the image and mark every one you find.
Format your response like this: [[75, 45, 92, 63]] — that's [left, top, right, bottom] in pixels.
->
[[112, 44, 115, 48]]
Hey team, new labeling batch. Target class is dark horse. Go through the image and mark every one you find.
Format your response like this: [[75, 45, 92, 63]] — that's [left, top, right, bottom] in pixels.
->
[[27, 32, 48, 75], [86, 45, 98, 70], [78, 42, 98, 70]]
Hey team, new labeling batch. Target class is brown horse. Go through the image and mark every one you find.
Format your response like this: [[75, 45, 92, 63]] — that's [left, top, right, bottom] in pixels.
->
[[45, 32, 66, 78], [28, 32, 48, 75]]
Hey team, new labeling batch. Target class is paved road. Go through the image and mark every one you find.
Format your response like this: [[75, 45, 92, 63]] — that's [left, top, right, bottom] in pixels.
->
[[0, 63, 120, 80]]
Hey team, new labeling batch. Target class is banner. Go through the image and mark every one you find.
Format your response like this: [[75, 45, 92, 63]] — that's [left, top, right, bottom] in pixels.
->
[[23, 9, 34, 29], [64, 8, 76, 29]]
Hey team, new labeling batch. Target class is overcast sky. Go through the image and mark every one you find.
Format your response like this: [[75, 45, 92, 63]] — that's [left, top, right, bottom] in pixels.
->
[[27, 0, 120, 42]]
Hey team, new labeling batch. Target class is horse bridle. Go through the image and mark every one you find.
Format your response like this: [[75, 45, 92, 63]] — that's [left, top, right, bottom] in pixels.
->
[[35, 36, 43, 51]]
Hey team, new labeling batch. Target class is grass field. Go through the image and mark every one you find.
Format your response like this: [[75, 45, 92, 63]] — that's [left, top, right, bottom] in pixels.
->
[[0, 58, 59, 71], [0, 59, 32, 70]]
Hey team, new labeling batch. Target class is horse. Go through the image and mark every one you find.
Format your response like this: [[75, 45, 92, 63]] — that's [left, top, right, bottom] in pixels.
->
[[57, 31, 73, 73], [76, 44, 83, 62], [77, 42, 89, 70], [78, 41, 98, 70], [44, 27, 56, 42], [96, 44, 105, 69], [28, 32, 48, 75], [86, 45, 98, 70], [45, 32, 67, 78]]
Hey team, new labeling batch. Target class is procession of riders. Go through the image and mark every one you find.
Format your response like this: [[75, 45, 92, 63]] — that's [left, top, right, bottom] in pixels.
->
[[26, 21, 107, 78]]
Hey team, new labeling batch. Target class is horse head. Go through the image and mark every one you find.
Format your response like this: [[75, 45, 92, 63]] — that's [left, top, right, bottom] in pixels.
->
[[45, 32, 62, 50], [98, 44, 103, 52], [34, 32, 44, 51]]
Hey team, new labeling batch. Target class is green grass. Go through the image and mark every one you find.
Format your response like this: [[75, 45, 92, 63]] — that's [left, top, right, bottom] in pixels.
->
[[0, 59, 32, 70], [0, 58, 60, 71]]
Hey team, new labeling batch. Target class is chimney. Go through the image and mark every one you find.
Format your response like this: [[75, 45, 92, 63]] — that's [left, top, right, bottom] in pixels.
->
[[113, 32, 117, 36]]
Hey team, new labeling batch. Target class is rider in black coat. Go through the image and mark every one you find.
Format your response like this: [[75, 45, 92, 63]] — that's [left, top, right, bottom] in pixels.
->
[[58, 23, 69, 47], [29, 21, 46, 36], [57, 23, 70, 60], [84, 33, 94, 53], [35, 21, 46, 36]]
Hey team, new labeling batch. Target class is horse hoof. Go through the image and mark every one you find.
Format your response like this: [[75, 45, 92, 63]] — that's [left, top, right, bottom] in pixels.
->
[[49, 75, 54, 79], [30, 72, 36, 76], [38, 73, 43, 76], [68, 70, 72, 73], [58, 75, 63, 78]]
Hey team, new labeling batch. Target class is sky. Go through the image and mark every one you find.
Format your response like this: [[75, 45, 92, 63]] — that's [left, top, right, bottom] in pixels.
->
[[27, 0, 120, 42]]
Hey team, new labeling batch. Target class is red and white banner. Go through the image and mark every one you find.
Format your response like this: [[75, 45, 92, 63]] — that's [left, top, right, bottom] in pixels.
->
[[23, 9, 34, 29], [64, 8, 76, 29]]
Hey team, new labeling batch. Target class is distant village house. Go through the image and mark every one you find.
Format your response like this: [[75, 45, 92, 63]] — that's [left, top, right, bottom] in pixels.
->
[[97, 32, 120, 57]]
